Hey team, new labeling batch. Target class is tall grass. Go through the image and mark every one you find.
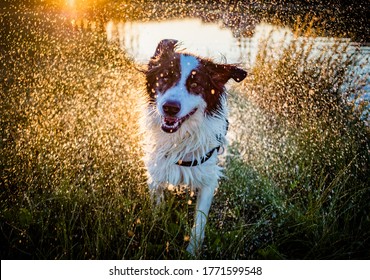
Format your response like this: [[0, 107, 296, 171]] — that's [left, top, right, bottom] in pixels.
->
[[227, 26, 370, 258], [1, 10, 369, 259]]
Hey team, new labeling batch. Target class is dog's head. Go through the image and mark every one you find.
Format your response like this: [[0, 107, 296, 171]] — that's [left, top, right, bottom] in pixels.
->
[[146, 39, 247, 133]]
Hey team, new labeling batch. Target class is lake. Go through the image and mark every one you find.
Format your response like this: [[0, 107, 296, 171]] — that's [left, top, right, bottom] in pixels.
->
[[105, 18, 369, 64], [104, 18, 369, 100]]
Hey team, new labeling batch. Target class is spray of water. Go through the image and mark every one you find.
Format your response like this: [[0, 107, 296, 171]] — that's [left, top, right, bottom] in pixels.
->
[[1, 1, 369, 259]]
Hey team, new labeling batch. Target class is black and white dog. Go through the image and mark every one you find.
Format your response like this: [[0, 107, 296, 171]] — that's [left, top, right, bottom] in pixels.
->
[[142, 39, 247, 255]]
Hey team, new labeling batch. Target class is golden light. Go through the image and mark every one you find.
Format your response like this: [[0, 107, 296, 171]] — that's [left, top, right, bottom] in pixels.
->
[[66, 0, 75, 8]]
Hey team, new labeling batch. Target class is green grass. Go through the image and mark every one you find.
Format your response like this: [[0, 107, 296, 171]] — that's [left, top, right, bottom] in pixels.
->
[[1, 8, 369, 259]]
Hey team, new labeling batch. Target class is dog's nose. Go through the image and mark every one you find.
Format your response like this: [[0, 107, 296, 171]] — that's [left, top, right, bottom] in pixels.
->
[[163, 101, 181, 116]]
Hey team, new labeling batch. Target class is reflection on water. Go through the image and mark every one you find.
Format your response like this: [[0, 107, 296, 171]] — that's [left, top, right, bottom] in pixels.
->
[[106, 18, 244, 64], [105, 18, 369, 99], [106, 18, 298, 67], [105, 19, 295, 66], [105, 18, 370, 62]]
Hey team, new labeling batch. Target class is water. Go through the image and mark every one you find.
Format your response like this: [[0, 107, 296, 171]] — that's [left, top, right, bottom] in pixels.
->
[[105, 18, 293, 66], [106, 18, 244, 64], [2, 2, 370, 260], [106, 18, 370, 65], [105, 18, 369, 101]]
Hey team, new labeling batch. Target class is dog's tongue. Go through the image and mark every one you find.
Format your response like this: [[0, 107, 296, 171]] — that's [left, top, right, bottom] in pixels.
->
[[161, 116, 181, 133], [164, 116, 178, 125]]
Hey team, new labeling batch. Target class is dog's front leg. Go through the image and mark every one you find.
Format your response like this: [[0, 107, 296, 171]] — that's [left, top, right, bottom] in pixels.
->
[[186, 185, 215, 255]]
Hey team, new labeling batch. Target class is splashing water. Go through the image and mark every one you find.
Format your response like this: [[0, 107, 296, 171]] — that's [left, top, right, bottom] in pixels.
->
[[1, 1, 369, 259]]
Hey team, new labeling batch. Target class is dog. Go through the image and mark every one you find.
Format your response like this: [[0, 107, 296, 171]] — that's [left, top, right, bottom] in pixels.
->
[[141, 39, 247, 255]]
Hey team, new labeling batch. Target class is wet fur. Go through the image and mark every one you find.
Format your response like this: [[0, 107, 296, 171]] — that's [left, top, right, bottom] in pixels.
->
[[141, 39, 247, 255]]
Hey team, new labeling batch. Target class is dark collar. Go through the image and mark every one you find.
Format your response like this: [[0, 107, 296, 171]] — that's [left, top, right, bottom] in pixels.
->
[[175, 146, 220, 167]]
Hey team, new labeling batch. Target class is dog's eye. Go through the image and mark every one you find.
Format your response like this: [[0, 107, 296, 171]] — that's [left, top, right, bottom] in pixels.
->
[[188, 82, 205, 94]]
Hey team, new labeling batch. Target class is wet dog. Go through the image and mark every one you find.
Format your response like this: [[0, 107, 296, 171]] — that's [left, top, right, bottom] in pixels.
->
[[142, 39, 247, 254]]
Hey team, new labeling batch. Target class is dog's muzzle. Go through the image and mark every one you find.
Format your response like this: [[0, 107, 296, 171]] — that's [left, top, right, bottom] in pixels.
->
[[161, 101, 197, 133]]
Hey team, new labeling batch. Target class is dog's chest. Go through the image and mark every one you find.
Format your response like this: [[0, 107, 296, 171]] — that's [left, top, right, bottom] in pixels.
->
[[143, 121, 225, 188]]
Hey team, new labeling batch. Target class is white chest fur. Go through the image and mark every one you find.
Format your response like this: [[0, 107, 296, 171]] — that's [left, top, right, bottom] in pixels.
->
[[141, 97, 228, 190]]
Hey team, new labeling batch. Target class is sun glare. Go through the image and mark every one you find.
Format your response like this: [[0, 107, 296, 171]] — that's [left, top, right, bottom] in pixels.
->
[[66, 0, 75, 8]]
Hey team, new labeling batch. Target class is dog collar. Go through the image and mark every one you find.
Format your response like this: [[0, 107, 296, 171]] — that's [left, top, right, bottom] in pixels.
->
[[175, 146, 221, 167], [175, 118, 228, 167]]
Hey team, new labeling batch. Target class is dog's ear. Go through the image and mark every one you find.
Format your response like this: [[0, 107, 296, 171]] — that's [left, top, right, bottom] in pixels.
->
[[209, 63, 247, 87], [152, 39, 178, 58], [228, 65, 248, 83]]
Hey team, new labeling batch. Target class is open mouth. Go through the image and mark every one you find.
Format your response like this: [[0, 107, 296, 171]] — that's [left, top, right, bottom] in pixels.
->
[[161, 108, 197, 133]]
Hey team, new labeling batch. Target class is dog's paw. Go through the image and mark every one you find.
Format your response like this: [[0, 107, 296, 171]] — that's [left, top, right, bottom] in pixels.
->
[[186, 242, 197, 256], [186, 237, 202, 257]]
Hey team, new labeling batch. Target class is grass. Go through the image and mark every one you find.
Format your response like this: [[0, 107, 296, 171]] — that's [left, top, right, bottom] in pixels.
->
[[227, 25, 370, 258], [1, 7, 369, 259]]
